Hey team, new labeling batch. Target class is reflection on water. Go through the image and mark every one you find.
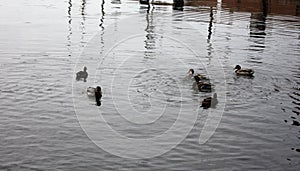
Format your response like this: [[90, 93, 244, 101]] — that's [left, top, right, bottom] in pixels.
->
[[81, 0, 86, 17], [250, 13, 266, 38], [100, 0, 105, 28], [185, 0, 217, 7], [144, 6, 156, 58], [248, 13, 266, 53], [1, 0, 300, 170], [80, 0, 86, 47], [249, 0, 267, 39], [173, 0, 184, 11], [249, 6, 267, 53], [222, 0, 300, 16], [207, 7, 213, 41], [111, 0, 121, 5], [76, 66, 88, 82], [67, 0, 72, 23], [67, 0, 72, 57], [207, 6, 214, 62]]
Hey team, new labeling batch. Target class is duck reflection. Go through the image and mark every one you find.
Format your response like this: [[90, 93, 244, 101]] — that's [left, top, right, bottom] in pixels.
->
[[95, 86, 102, 106], [76, 66, 88, 82], [201, 93, 218, 109]]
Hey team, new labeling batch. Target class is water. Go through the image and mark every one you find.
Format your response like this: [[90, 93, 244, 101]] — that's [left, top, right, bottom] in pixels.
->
[[0, 0, 299, 170]]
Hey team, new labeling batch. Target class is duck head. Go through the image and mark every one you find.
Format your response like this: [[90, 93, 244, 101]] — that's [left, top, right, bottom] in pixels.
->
[[188, 69, 194, 75], [84, 66, 87, 72], [96, 86, 101, 92], [234, 65, 241, 70]]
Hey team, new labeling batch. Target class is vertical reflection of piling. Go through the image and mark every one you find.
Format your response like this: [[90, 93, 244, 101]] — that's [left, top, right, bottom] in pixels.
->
[[111, 0, 121, 4], [81, 0, 86, 16], [290, 84, 300, 116], [249, 13, 266, 38], [171, 7, 183, 22], [80, 0, 86, 48], [68, 0, 72, 22], [173, 0, 184, 11], [262, 0, 268, 18], [67, 0, 73, 57], [208, 7, 213, 41], [99, 0, 105, 61], [144, 7, 156, 59], [249, 0, 267, 38], [139, 0, 149, 5], [100, 0, 105, 28], [207, 6, 214, 62], [290, 65, 300, 117], [249, 0, 267, 52]]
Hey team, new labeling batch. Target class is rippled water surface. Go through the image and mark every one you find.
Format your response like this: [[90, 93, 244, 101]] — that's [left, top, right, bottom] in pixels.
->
[[0, 0, 300, 170]]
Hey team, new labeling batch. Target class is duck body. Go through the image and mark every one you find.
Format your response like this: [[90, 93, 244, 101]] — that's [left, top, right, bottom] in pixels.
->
[[87, 86, 102, 106], [195, 74, 210, 81], [87, 87, 96, 96], [234, 65, 254, 76], [187, 69, 195, 78], [76, 66, 88, 81], [193, 76, 214, 92], [188, 69, 209, 81], [87, 86, 102, 97], [197, 82, 214, 92], [201, 93, 218, 109]]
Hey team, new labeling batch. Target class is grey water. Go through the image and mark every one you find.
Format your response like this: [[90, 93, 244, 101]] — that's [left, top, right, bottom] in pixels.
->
[[0, 0, 300, 170]]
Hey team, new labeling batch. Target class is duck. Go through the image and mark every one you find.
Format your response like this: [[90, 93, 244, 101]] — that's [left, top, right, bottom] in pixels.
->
[[87, 86, 101, 96], [87, 87, 96, 96], [76, 66, 88, 82], [188, 69, 195, 76], [188, 68, 209, 81], [234, 65, 254, 76], [193, 76, 215, 92], [87, 86, 102, 106], [201, 93, 218, 109]]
